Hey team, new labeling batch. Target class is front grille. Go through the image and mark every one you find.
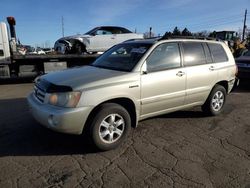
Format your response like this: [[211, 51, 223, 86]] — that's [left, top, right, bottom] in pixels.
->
[[34, 85, 46, 103], [33, 78, 51, 103], [33, 78, 72, 102]]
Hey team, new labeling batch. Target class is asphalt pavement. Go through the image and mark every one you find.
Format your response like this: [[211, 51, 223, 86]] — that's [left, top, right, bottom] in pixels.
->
[[0, 81, 250, 188]]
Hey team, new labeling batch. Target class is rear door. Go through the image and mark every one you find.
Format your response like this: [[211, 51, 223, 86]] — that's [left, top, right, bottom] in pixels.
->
[[140, 42, 186, 118], [207, 42, 231, 80], [181, 42, 218, 105]]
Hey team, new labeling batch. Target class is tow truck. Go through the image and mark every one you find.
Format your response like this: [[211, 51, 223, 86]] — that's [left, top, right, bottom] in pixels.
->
[[0, 17, 98, 79]]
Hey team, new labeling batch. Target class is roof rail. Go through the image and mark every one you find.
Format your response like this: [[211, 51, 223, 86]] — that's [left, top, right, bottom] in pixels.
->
[[123, 38, 145, 43], [158, 35, 220, 41], [123, 36, 161, 43]]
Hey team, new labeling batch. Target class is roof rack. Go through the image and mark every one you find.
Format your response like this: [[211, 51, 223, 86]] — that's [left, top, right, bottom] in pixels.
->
[[158, 35, 220, 41], [123, 37, 161, 43], [123, 38, 145, 43]]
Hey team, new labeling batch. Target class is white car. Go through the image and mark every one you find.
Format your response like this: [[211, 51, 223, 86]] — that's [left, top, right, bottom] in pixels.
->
[[28, 47, 46, 55], [54, 26, 144, 54]]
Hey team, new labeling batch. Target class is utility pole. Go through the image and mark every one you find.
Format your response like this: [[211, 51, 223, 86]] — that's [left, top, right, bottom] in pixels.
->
[[242, 9, 247, 41], [62, 16, 65, 37]]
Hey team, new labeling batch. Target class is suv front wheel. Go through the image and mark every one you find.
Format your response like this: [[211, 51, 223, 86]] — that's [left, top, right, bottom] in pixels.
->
[[202, 84, 227, 116], [89, 103, 131, 151]]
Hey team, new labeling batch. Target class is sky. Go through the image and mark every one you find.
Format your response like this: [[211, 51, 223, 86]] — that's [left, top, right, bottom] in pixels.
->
[[0, 0, 249, 47]]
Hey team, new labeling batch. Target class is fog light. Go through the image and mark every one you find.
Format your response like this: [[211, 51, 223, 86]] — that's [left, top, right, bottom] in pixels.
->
[[48, 114, 59, 126]]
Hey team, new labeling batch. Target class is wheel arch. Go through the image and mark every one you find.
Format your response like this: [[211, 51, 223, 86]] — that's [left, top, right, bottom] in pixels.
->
[[66, 38, 86, 54], [215, 80, 228, 93], [203, 81, 229, 106], [83, 97, 137, 134]]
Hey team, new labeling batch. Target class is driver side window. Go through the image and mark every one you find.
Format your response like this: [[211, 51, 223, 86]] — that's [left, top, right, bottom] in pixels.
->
[[146, 43, 181, 72], [96, 29, 112, 35]]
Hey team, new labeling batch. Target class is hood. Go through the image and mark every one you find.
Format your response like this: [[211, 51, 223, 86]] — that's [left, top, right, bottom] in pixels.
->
[[41, 66, 138, 91]]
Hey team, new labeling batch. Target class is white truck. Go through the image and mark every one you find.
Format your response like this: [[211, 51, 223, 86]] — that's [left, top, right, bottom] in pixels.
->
[[0, 17, 98, 79]]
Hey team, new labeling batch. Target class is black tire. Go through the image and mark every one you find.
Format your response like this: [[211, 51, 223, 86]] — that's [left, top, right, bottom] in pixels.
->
[[89, 103, 131, 151], [202, 84, 227, 116]]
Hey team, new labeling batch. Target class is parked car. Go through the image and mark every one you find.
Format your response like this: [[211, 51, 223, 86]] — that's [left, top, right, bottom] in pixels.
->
[[54, 26, 144, 54], [236, 49, 250, 79], [42, 48, 54, 54], [28, 47, 46, 55], [28, 38, 237, 151]]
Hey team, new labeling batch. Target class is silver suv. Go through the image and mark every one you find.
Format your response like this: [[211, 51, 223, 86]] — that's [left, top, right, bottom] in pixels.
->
[[28, 38, 237, 150]]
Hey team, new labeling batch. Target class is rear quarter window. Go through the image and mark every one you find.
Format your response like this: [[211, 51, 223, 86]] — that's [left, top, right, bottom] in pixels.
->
[[208, 43, 228, 63]]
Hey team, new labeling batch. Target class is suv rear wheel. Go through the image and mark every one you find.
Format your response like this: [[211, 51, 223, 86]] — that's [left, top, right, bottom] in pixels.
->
[[202, 84, 226, 116], [89, 103, 131, 151]]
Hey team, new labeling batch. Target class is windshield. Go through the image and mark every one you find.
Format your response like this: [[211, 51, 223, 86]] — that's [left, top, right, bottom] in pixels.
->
[[85, 27, 98, 35], [92, 43, 152, 72]]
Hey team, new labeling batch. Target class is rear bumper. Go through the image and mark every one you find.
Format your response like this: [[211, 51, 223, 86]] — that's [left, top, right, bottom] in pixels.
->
[[231, 77, 240, 92], [27, 93, 93, 135]]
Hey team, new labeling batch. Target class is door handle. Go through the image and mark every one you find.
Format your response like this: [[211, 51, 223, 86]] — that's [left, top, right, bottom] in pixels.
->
[[176, 71, 185, 77], [209, 66, 215, 71]]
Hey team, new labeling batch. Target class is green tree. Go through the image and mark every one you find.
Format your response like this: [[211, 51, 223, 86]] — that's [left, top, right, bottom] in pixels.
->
[[173, 27, 181, 36], [163, 31, 172, 38], [181, 28, 192, 36]]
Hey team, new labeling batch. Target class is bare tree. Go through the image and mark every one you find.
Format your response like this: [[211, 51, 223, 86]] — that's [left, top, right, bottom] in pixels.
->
[[144, 31, 155, 38]]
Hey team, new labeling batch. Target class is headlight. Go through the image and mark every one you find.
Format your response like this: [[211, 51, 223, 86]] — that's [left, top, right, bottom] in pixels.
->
[[47, 91, 82, 108]]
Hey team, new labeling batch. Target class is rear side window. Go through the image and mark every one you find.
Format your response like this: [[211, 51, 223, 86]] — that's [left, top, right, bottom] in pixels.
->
[[182, 42, 206, 66], [208, 43, 228, 63], [203, 43, 213, 63]]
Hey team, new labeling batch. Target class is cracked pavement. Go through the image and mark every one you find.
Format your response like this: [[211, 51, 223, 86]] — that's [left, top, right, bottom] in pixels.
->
[[0, 81, 250, 188]]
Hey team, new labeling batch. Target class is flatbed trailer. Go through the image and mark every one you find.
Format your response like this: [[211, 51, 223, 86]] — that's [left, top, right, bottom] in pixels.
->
[[0, 17, 99, 79]]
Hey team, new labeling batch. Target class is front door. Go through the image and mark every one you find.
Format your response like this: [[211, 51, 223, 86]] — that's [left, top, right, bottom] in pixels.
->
[[140, 42, 186, 118]]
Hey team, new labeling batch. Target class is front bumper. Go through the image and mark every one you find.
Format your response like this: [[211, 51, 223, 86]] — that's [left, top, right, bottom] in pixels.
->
[[27, 93, 93, 135]]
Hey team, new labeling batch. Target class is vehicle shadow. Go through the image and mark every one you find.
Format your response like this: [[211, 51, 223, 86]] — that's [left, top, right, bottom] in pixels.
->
[[155, 102, 235, 120], [0, 98, 97, 157], [0, 77, 35, 85], [157, 109, 206, 119]]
